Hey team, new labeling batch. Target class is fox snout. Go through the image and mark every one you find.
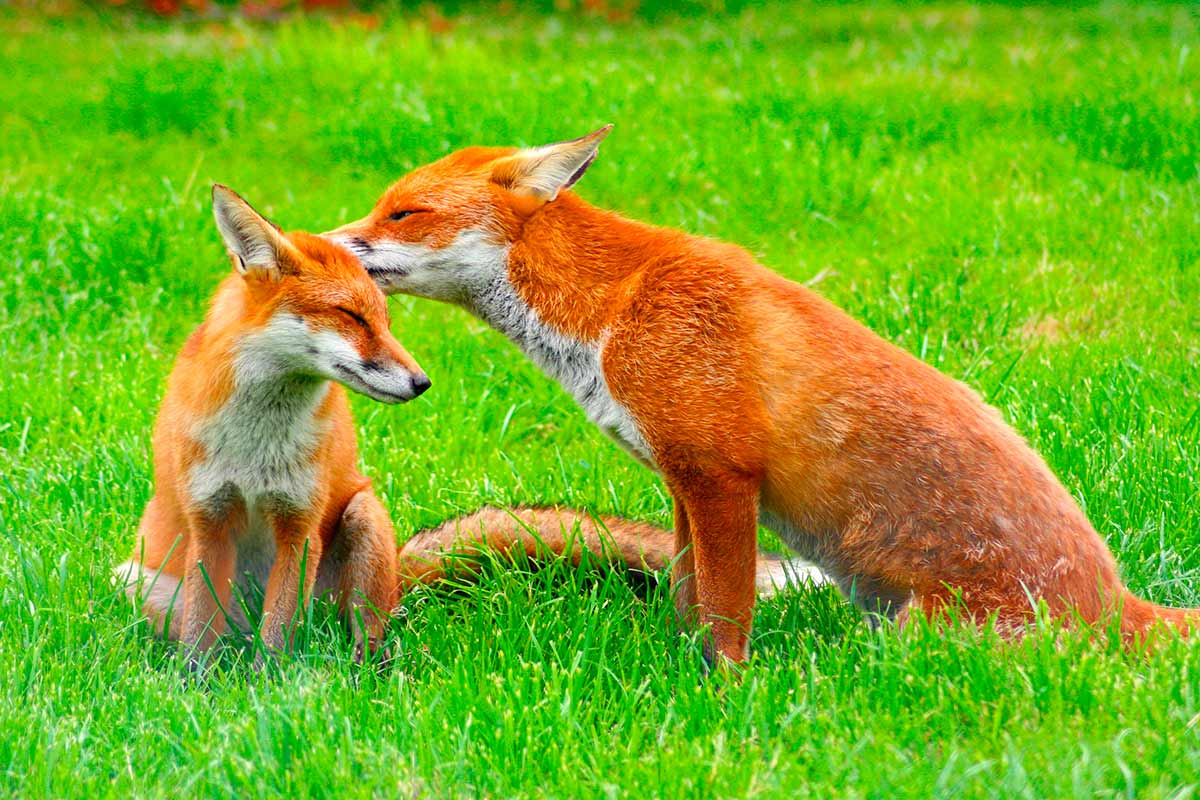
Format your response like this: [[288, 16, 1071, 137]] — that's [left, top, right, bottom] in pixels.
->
[[388, 334, 431, 399], [361, 337, 430, 403], [326, 227, 371, 257], [322, 225, 437, 296], [324, 225, 371, 258], [329, 331, 430, 404], [342, 360, 430, 404]]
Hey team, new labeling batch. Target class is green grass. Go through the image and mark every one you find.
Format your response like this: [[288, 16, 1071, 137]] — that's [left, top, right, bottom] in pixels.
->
[[2, 2, 1200, 797]]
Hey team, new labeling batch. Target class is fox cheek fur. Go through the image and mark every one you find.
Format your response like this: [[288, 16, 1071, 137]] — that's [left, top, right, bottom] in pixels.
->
[[331, 228, 510, 304], [304, 323, 428, 404]]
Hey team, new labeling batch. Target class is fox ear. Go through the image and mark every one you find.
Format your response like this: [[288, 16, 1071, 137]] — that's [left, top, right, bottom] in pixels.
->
[[491, 124, 612, 202], [211, 184, 296, 280]]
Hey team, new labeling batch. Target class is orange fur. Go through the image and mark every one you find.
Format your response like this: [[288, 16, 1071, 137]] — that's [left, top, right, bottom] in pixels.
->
[[330, 128, 1197, 663], [396, 507, 674, 593], [393, 506, 817, 602], [118, 186, 428, 666]]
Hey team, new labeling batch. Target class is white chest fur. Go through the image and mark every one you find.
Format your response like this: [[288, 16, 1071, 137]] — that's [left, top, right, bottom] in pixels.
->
[[471, 272, 655, 466], [345, 226, 655, 465], [187, 353, 331, 516]]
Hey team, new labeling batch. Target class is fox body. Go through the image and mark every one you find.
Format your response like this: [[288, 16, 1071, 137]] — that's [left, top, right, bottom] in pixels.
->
[[330, 127, 1197, 663], [117, 186, 430, 664]]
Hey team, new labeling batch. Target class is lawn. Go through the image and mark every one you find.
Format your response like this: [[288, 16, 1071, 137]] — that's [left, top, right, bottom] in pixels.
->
[[1, 1, 1199, 797]]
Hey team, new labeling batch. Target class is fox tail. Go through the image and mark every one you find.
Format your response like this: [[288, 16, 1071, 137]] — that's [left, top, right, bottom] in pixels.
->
[[1120, 590, 1200, 643], [396, 506, 827, 597]]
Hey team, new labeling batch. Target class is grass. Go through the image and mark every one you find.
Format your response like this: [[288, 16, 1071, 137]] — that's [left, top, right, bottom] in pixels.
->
[[1, 1, 1199, 796]]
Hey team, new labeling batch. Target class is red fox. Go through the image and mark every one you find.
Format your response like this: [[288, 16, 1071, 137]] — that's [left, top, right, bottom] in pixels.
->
[[328, 126, 1197, 664], [117, 185, 432, 665]]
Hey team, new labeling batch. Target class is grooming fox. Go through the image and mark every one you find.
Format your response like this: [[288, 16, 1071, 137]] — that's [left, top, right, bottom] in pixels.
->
[[329, 125, 1197, 663]]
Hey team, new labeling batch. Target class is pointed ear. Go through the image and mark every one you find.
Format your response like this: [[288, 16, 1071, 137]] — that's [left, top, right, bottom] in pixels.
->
[[491, 124, 612, 202], [211, 184, 296, 280]]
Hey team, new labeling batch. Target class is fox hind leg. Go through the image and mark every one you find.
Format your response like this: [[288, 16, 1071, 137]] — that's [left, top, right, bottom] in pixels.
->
[[897, 588, 1035, 640], [115, 558, 186, 641], [117, 493, 189, 640]]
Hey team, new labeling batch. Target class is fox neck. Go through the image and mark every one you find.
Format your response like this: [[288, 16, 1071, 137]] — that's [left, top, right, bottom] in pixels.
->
[[461, 195, 657, 464], [187, 364, 332, 516], [166, 274, 340, 521], [478, 194, 652, 343], [230, 321, 330, 413]]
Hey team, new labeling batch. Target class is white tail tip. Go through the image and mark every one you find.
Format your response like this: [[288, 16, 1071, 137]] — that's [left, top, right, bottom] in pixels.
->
[[755, 555, 830, 597], [113, 560, 184, 639]]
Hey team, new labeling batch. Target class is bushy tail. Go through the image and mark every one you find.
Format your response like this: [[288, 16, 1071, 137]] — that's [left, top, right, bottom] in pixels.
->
[[396, 506, 827, 597], [113, 560, 183, 639], [1120, 590, 1200, 643]]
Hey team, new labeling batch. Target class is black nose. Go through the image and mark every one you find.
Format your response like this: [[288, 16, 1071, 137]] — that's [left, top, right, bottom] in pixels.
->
[[411, 374, 432, 397]]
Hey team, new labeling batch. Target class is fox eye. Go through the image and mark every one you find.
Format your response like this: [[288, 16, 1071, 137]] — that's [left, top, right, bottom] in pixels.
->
[[388, 210, 417, 221], [335, 306, 370, 330]]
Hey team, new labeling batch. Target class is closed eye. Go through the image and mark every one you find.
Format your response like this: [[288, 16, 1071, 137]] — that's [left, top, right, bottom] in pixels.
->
[[388, 210, 425, 222], [335, 306, 370, 330]]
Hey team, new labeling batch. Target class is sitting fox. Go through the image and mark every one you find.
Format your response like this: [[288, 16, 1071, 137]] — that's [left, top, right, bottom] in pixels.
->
[[117, 186, 431, 665], [329, 126, 1197, 664]]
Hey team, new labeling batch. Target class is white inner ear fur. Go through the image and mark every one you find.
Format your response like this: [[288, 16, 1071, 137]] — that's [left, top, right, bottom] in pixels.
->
[[212, 191, 283, 273], [506, 140, 601, 201]]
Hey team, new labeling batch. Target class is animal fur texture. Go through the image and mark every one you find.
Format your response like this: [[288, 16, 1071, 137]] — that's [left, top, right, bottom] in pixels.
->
[[328, 126, 1197, 663]]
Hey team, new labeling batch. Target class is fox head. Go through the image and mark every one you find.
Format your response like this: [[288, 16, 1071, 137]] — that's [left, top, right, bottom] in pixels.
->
[[212, 185, 431, 403], [325, 126, 612, 303]]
